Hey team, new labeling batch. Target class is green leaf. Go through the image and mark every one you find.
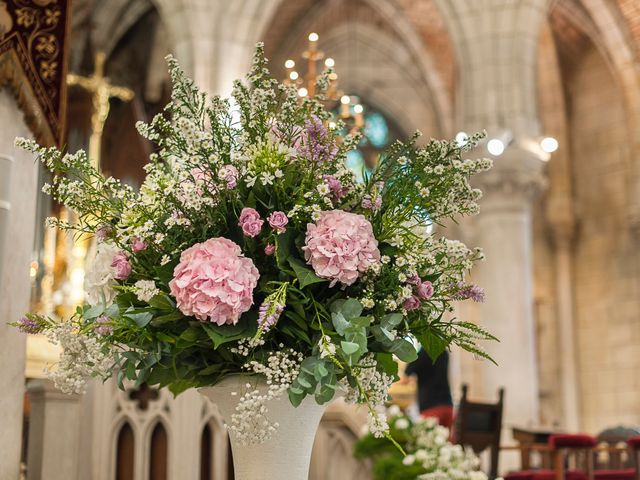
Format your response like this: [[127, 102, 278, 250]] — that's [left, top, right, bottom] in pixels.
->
[[375, 352, 399, 377], [275, 229, 295, 273], [416, 330, 450, 363], [155, 332, 176, 343], [148, 294, 176, 312], [150, 310, 184, 326], [104, 303, 119, 317], [381, 313, 403, 330], [330, 298, 363, 319], [288, 258, 327, 288], [147, 366, 176, 388], [179, 327, 200, 342], [331, 312, 349, 335], [372, 325, 395, 344], [288, 387, 305, 407], [389, 338, 418, 363], [124, 311, 154, 328], [340, 341, 360, 355], [202, 315, 255, 349], [169, 380, 193, 396], [198, 364, 222, 376], [84, 304, 104, 320]]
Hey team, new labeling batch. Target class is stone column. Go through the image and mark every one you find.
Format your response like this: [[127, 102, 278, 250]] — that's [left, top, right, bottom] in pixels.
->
[[0, 88, 38, 480], [547, 210, 580, 431], [26, 380, 82, 480], [473, 145, 546, 430]]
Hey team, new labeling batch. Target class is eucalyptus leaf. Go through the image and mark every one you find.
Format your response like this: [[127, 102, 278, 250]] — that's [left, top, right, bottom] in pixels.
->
[[331, 312, 349, 335], [124, 311, 154, 328], [390, 338, 418, 363]]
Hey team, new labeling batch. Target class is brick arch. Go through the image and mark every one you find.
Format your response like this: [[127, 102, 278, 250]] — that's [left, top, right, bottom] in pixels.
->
[[550, 0, 640, 225]]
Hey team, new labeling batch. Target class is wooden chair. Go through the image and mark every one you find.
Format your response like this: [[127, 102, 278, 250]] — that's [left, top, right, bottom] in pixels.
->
[[504, 434, 640, 480], [453, 384, 505, 480], [596, 427, 640, 471]]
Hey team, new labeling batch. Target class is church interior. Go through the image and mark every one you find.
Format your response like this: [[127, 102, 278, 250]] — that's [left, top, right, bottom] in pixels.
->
[[1, 0, 640, 479]]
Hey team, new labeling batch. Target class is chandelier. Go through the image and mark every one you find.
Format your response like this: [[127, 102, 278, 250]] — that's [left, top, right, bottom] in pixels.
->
[[282, 32, 364, 132]]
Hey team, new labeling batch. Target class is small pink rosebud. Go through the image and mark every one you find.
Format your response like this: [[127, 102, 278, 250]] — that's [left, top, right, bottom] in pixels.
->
[[416, 280, 434, 300], [96, 224, 112, 241], [403, 296, 421, 311], [264, 244, 275, 256], [111, 251, 132, 280], [131, 237, 147, 253]]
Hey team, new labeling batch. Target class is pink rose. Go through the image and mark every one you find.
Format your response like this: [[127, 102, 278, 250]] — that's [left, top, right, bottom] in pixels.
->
[[239, 207, 260, 224], [416, 280, 434, 300], [264, 244, 275, 256], [267, 211, 288, 233], [303, 210, 381, 287], [403, 296, 421, 311], [242, 220, 263, 237], [238, 208, 263, 237], [169, 237, 259, 325], [131, 237, 147, 253], [111, 251, 131, 280]]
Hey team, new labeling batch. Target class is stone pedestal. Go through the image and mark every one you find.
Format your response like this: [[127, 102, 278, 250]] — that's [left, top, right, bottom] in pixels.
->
[[27, 380, 81, 480]]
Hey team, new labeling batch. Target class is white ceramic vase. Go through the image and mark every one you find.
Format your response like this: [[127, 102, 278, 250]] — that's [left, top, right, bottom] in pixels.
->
[[199, 375, 326, 480]]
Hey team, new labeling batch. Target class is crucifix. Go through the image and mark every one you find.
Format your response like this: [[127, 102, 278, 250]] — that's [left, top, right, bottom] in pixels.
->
[[67, 51, 134, 170]]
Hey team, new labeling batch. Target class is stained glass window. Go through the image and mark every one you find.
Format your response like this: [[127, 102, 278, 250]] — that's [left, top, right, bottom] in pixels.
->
[[335, 102, 402, 181]]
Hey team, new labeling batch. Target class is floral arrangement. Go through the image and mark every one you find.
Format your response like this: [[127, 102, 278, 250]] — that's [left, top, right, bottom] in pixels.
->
[[354, 405, 487, 480], [15, 43, 494, 444]]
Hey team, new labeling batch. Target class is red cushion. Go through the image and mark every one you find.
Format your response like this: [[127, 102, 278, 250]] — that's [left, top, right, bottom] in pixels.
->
[[594, 469, 636, 480], [627, 436, 640, 449], [505, 472, 534, 480], [549, 433, 597, 448], [531, 470, 587, 480]]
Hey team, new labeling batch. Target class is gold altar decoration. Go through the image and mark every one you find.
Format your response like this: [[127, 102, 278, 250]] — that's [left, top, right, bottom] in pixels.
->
[[26, 51, 135, 378]]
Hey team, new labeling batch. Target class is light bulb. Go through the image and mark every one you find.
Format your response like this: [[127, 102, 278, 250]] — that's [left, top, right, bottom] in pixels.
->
[[455, 131, 468, 146], [340, 95, 351, 104], [324, 57, 335, 68], [284, 59, 295, 69], [487, 138, 505, 156], [308, 32, 319, 42], [289, 71, 299, 80], [540, 136, 559, 153], [353, 104, 364, 114], [298, 87, 308, 97]]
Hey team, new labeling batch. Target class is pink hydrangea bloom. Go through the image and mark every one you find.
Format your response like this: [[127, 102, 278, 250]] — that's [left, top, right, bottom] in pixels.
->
[[303, 210, 380, 287], [169, 237, 259, 325], [267, 211, 288, 233], [111, 251, 131, 280], [238, 207, 263, 237]]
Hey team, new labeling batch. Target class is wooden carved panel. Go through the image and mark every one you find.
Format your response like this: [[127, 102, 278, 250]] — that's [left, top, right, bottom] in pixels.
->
[[0, 0, 70, 146]]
